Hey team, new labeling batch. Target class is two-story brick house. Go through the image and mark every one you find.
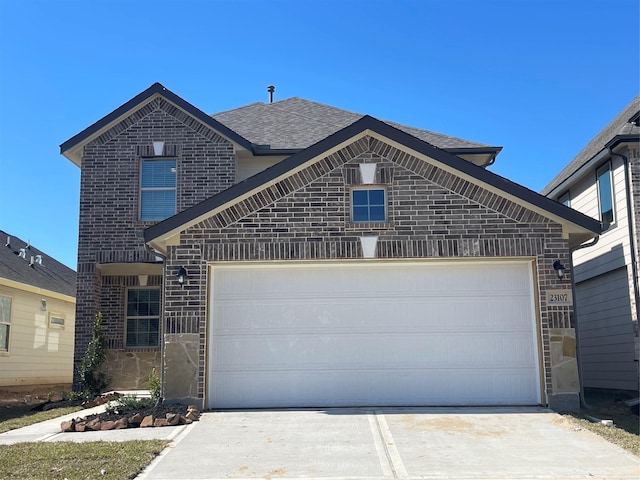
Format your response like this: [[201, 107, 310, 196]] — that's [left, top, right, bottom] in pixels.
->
[[61, 83, 601, 411], [542, 97, 640, 393]]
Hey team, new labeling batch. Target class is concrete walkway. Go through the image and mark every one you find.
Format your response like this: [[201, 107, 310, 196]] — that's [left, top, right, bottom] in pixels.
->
[[137, 407, 639, 480], [0, 393, 186, 444]]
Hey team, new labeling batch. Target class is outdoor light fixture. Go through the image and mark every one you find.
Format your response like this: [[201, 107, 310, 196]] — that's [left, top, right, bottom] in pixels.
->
[[176, 266, 187, 286], [40, 299, 47, 312], [552, 260, 565, 280]]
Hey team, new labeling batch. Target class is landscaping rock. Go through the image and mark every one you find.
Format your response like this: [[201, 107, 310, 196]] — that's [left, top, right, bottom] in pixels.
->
[[154, 418, 168, 427], [100, 420, 116, 430], [114, 418, 128, 429], [86, 418, 102, 431], [75, 422, 87, 432], [140, 415, 155, 428], [129, 413, 144, 426], [185, 406, 200, 421], [166, 413, 180, 426], [60, 419, 75, 432]]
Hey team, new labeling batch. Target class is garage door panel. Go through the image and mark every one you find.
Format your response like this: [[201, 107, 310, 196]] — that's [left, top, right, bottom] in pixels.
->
[[213, 332, 536, 370], [214, 297, 534, 334], [211, 368, 538, 408], [209, 262, 540, 408]]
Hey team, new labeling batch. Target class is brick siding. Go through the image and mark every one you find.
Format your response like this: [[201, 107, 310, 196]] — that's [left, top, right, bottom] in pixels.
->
[[74, 97, 235, 386], [164, 135, 572, 403]]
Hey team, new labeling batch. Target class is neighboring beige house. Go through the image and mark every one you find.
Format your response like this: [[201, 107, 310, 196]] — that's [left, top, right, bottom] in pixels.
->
[[0, 229, 76, 391], [542, 97, 640, 393]]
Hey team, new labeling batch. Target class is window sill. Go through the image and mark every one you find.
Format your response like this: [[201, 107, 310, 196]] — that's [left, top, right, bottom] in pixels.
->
[[345, 222, 394, 231]]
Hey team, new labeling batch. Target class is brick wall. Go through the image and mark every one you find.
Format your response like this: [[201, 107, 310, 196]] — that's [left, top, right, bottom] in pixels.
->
[[74, 97, 235, 386], [164, 135, 573, 404]]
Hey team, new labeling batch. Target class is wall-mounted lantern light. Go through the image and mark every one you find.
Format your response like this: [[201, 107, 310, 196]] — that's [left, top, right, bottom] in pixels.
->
[[552, 260, 565, 280], [176, 267, 187, 286], [40, 299, 47, 311]]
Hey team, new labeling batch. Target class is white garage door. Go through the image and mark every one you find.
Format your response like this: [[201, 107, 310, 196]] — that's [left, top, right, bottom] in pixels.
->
[[208, 261, 540, 408]]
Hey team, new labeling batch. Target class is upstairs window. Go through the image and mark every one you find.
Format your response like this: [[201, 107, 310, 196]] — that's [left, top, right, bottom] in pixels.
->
[[596, 163, 614, 228], [140, 158, 176, 221], [126, 288, 160, 348], [558, 192, 570, 207], [0, 295, 11, 352], [351, 188, 386, 222]]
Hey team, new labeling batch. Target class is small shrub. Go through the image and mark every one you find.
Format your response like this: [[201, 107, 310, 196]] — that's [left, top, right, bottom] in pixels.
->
[[148, 368, 161, 401], [78, 312, 109, 397], [105, 395, 155, 415]]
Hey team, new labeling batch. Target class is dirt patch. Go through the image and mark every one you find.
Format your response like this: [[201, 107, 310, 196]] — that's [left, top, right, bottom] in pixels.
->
[[401, 414, 506, 437]]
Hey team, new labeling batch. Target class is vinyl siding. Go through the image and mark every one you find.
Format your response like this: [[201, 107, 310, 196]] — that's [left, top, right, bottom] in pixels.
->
[[575, 268, 638, 390], [235, 155, 286, 182], [0, 286, 75, 387], [571, 156, 631, 281]]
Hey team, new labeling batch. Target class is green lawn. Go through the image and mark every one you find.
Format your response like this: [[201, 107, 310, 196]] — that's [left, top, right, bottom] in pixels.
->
[[0, 440, 169, 479], [0, 404, 83, 434], [0, 403, 169, 478]]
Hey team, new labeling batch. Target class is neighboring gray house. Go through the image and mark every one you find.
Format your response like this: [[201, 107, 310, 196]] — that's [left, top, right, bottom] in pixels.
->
[[542, 97, 640, 393], [61, 83, 601, 411]]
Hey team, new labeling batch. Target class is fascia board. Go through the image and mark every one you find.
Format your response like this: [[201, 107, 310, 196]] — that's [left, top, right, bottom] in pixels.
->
[[60, 83, 253, 167]]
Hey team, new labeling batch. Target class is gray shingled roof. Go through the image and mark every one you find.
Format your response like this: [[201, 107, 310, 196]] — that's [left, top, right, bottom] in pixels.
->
[[0, 230, 76, 297], [541, 96, 640, 196], [212, 97, 492, 150]]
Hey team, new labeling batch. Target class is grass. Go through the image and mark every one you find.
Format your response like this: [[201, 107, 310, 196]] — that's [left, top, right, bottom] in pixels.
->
[[0, 440, 169, 479], [0, 404, 83, 434], [565, 388, 639, 456], [0, 402, 169, 478]]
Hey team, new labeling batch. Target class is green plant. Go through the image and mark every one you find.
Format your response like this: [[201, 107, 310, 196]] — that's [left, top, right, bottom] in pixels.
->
[[148, 368, 161, 401], [77, 312, 109, 397], [105, 394, 155, 415]]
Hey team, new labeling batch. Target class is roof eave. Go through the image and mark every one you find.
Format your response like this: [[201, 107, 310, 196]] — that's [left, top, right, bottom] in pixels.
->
[[145, 115, 601, 251], [59, 83, 254, 167], [545, 134, 640, 198]]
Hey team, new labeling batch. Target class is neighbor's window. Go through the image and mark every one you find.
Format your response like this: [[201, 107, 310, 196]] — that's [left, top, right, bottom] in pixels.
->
[[351, 188, 386, 222], [596, 163, 614, 228], [49, 313, 65, 328], [559, 191, 571, 207], [0, 295, 11, 351], [140, 158, 176, 221], [126, 288, 160, 348]]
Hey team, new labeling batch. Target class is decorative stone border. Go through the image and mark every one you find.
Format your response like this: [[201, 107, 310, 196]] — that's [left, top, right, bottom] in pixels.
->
[[61, 405, 200, 432]]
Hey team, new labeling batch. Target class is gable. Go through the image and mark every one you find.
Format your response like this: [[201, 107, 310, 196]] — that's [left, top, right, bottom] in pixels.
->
[[60, 83, 253, 167], [145, 116, 601, 252], [184, 135, 553, 257]]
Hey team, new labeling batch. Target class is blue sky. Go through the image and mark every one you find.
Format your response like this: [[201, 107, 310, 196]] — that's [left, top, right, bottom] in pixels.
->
[[0, 0, 638, 269]]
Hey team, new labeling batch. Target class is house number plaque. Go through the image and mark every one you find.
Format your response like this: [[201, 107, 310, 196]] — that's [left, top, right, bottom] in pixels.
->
[[547, 289, 572, 306]]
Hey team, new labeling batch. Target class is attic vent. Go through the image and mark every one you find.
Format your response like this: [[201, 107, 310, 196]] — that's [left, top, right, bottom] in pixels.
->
[[267, 85, 275, 103], [35, 255, 43, 265], [4, 236, 9, 247], [29, 255, 35, 267], [18, 248, 26, 259]]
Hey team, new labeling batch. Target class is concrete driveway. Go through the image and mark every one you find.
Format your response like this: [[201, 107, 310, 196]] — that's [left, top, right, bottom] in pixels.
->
[[138, 407, 639, 479]]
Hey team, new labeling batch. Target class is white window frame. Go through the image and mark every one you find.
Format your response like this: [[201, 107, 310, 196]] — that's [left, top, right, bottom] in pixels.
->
[[49, 312, 65, 328], [125, 287, 161, 348], [139, 158, 177, 221], [596, 162, 615, 229], [0, 294, 12, 353], [350, 186, 387, 223]]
